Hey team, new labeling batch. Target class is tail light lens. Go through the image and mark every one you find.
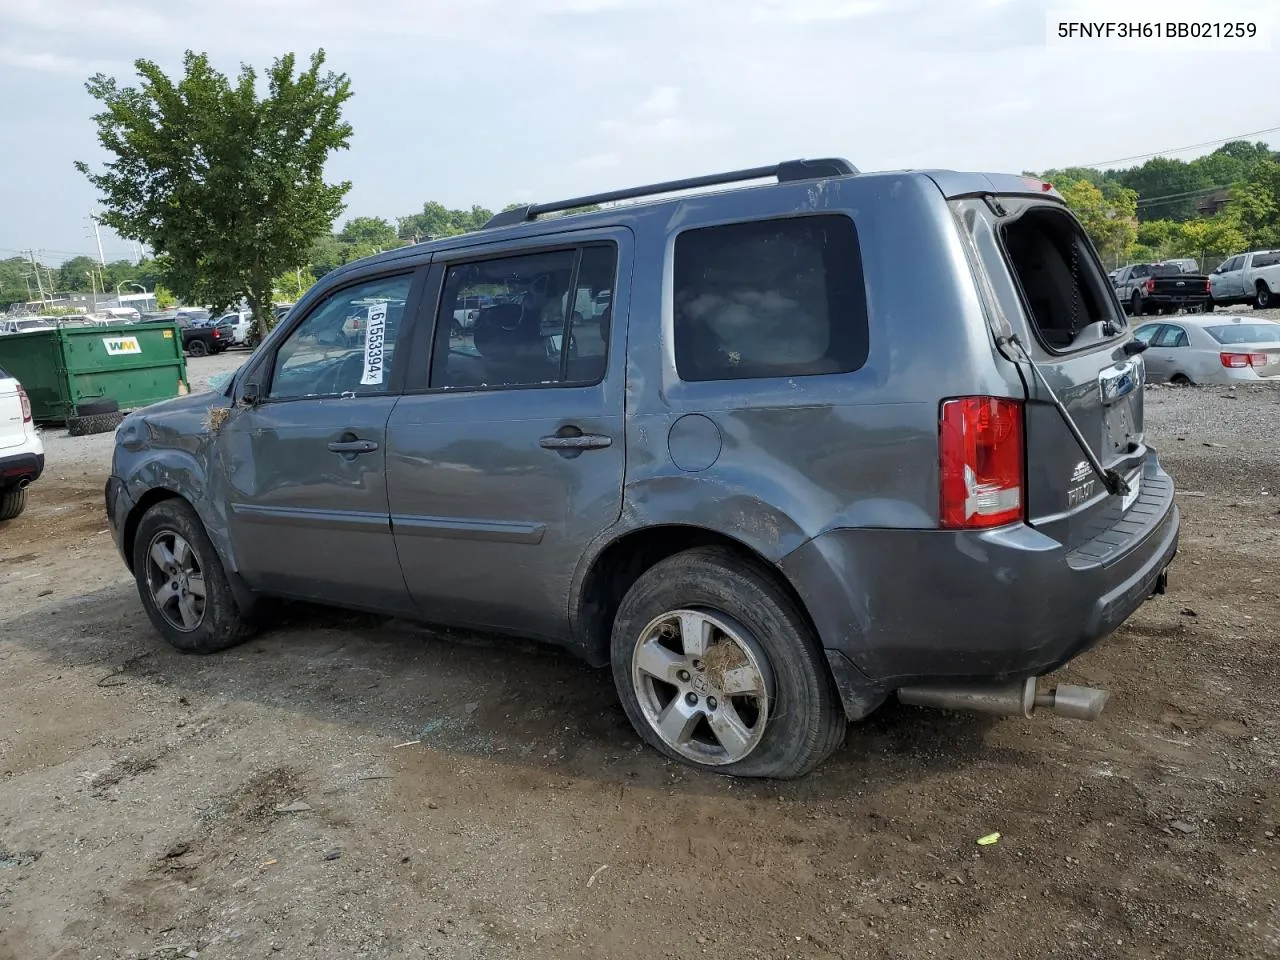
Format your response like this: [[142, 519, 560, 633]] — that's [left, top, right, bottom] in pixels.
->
[[1203, 279, 1211, 293], [939, 397, 1024, 529], [17, 385, 32, 423], [1220, 352, 1268, 368], [1144, 277, 1156, 294], [212, 328, 221, 339]]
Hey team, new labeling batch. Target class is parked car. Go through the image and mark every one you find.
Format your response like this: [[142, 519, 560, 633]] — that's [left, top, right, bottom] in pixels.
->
[[1208, 249, 1280, 310], [0, 364, 43, 520], [1133, 315, 1280, 384], [0, 317, 57, 335], [140, 313, 229, 356], [213, 310, 255, 345], [1112, 262, 1212, 315], [106, 158, 1179, 778]]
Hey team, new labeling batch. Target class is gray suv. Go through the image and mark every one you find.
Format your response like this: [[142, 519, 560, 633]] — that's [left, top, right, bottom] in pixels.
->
[[107, 159, 1179, 778]]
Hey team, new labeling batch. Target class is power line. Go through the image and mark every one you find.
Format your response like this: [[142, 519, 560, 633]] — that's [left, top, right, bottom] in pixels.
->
[[1135, 185, 1232, 207], [1081, 124, 1280, 168]]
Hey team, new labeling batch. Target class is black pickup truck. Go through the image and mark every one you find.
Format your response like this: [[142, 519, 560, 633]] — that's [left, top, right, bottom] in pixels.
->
[[1112, 262, 1212, 316], [140, 313, 230, 357]]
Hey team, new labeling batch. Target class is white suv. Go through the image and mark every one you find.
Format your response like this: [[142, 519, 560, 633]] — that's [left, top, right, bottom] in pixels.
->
[[0, 365, 44, 520]]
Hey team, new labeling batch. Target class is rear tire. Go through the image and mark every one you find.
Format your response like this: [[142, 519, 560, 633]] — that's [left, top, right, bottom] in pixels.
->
[[1257, 284, 1273, 310], [610, 546, 845, 779], [132, 498, 255, 654], [1130, 292, 1144, 317], [67, 411, 124, 436], [1171, 373, 1194, 386], [187, 340, 209, 357], [75, 397, 119, 417], [0, 486, 28, 521]]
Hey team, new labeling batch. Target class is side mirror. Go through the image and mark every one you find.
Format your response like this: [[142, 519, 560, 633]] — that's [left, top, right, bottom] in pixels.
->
[[240, 381, 260, 406]]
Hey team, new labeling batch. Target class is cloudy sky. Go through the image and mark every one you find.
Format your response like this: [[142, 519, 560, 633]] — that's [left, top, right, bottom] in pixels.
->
[[1, 0, 1275, 264]]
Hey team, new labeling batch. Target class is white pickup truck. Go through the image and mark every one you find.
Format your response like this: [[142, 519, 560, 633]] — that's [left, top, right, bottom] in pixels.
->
[[1209, 250, 1280, 310]]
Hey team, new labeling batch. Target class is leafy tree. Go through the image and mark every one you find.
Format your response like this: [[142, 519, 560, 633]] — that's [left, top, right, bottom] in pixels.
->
[[77, 49, 354, 338], [397, 202, 494, 241], [1055, 178, 1138, 268], [1226, 159, 1280, 249], [57, 255, 100, 292], [339, 216, 398, 248], [0, 257, 36, 306], [1113, 156, 1213, 222]]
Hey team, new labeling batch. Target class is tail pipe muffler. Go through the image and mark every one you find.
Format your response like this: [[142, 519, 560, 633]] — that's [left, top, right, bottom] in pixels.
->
[[897, 677, 1108, 721]]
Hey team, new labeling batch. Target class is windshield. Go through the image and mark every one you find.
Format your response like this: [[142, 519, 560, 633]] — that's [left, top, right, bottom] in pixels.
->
[[1206, 323, 1280, 345]]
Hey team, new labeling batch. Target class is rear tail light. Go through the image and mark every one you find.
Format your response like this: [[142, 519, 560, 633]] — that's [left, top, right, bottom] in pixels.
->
[[17, 385, 32, 424], [212, 328, 221, 339], [1220, 352, 1268, 369], [1144, 277, 1156, 294], [939, 397, 1024, 529], [1204, 279, 1211, 293]]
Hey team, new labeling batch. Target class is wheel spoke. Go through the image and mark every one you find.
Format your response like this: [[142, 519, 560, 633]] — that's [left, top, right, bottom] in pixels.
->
[[186, 574, 205, 598], [177, 594, 201, 629], [719, 664, 764, 696], [153, 582, 179, 607], [635, 638, 683, 682], [708, 701, 754, 758], [172, 537, 191, 569], [655, 696, 701, 747], [150, 541, 176, 572], [677, 612, 712, 658]]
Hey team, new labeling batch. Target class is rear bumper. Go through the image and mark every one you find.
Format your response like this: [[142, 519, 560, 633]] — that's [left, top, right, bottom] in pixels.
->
[[1147, 292, 1210, 307], [0, 450, 44, 486], [780, 454, 1180, 719]]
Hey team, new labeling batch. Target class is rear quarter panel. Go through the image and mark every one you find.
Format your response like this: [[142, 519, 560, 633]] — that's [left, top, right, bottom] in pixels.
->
[[612, 172, 1024, 559]]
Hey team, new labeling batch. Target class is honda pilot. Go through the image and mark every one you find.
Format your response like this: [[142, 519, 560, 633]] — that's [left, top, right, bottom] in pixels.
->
[[106, 158, 1179, 778]]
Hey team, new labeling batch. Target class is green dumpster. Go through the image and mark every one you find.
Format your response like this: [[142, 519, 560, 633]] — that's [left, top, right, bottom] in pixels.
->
[[0, 322, 189, 424]]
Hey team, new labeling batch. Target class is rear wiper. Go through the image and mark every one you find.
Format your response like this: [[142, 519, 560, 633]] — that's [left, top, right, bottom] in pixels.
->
[[1001, 334, 1130, 498]]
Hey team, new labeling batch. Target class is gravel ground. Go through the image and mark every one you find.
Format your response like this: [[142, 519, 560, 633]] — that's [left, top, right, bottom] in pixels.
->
[[1, 375, 1277, 960]]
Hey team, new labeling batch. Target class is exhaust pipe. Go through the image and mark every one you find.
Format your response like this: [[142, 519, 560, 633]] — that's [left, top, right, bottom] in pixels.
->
[[897, 677, 1108, 722]]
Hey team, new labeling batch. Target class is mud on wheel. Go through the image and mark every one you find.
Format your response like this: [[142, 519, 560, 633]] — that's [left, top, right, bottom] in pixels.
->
[[610, 546, 845, 779]]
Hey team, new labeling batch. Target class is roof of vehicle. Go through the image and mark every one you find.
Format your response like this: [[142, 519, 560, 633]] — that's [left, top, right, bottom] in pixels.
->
[[320, 163, 1065, 284], [1139, 314, 1276, 328]]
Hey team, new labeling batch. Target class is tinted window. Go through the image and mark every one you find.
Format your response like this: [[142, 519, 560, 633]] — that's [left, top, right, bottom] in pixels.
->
[[1251, 251, 1280, 269], [673, 215, 867, 382], [1205, 323, 1280, 345], [269, 274, 412, 400], [1223, 256, 1243, 272], [430, 243, 617, 390], [1131, 265, 1149, 278]]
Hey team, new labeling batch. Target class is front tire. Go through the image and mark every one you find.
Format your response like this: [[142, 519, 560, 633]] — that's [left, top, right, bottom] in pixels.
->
[[0, 486, 28, 521], [132, 499, 255, 654], [610, 546, 845, 779]]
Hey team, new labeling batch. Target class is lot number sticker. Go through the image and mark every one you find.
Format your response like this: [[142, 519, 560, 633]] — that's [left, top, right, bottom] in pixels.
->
[[103, 336, 142, 355], [361, 302, 388, 386]]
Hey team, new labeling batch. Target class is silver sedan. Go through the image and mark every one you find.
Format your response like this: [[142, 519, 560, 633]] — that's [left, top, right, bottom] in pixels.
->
[[1133, 315, 1280, 385]]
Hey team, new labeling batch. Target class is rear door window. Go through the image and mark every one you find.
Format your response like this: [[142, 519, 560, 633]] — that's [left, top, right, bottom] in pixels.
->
[[1000, 206, 1124, 350], [672, 215, 868, 382]]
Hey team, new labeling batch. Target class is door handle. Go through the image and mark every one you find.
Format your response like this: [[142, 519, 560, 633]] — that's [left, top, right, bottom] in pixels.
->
[[328, 438, 379, 454], [539, 434, 612, 450]]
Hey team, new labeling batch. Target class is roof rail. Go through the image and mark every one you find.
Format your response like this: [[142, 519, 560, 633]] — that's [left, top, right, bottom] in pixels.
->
[[483, 157, 857, 229]]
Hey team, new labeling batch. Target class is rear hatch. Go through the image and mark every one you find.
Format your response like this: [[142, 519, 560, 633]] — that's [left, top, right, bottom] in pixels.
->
[[0, 369, 28, 451], [949, 193, 1150, 552]]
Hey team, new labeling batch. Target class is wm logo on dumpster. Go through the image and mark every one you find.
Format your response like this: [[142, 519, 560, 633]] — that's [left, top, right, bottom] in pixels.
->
[[102, 336, 142, 355]]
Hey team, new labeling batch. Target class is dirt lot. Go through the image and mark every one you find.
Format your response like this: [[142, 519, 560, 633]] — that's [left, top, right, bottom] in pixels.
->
[[1, 353, 1277, 960]]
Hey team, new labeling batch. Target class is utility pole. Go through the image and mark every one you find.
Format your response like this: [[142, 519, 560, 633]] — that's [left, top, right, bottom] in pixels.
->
[[88, 215, 107, 266], [26, 251, 48, 307]]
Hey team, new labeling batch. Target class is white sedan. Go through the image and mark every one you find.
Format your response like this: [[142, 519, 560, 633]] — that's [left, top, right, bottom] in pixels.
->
[[1134, 315, 1280, 385]]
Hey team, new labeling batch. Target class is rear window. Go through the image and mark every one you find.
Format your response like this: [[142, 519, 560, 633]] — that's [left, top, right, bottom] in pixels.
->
[[1205, 323, 1280, 345], [1151, 264, 1184, 276], [673, 214, 869, 382], [1001, 206, 1122, 349]]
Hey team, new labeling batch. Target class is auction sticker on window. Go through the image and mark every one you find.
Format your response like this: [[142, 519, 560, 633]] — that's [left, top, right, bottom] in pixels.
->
[[102, 336, 142, 356], [360, 302, 388, 386]]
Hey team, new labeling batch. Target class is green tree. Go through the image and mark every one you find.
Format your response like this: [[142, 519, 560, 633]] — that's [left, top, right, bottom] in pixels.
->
[[1225, 159, 1280, 249], [1114, 156, 1213, 222], [57, 255, 100, 292], [77, 49, 354, 338], [397, 201, 494, 241], [1056, 178, 1139, 268]]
